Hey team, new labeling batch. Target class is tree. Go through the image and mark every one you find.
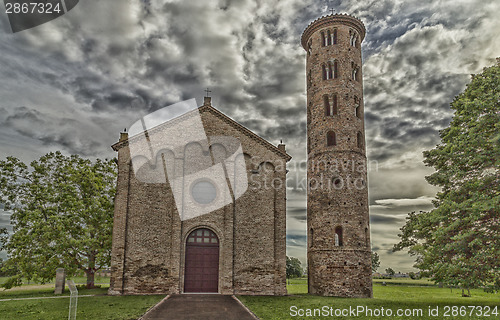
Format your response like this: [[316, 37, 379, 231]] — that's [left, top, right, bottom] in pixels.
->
[[0, 152, 116, 288], [394, 60, 500, 296], [286, 256, 303, 279], [385, 268, 395, 276], [371, 251, 380, 273]]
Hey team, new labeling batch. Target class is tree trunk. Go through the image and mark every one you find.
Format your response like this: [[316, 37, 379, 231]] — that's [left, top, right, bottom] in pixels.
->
[[85, 269, 95, 289]]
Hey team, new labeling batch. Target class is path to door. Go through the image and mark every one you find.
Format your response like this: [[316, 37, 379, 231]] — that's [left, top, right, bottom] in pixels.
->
[[140, 294, 259, 320]]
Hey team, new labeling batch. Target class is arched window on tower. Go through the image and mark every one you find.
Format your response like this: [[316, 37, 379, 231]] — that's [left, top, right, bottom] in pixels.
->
[[327, 62, 333, 79], [321, 31, 328, 47], [332, 29, 337, 44], [350, 30, 358, 47], [327, 131, 336, 146], [322, 64, 327, 80], [356, 101, 361, 118], [352, 67, 358, 81], [327, 30, 332, 46], [335, 226, 343, 246], [333, 60, 338, 78], [357, 132, 363, 148], [324, 95, 330, 116], [332, 94, 338, 115], [307, 39, 312, 56]]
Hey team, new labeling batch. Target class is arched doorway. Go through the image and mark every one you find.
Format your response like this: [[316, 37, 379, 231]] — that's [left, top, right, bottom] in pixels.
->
[[184, 228, 219, 293]]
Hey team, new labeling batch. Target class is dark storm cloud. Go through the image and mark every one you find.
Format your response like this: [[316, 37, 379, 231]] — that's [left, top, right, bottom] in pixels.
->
[[2, 106, 107, 156], [370, 214, 400, 224], [0, 0, 498, 271]]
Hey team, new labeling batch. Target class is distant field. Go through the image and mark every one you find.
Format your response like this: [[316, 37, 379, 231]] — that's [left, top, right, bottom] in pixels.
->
[[240, 280, 500, 320], [0, 275, 111, 287]]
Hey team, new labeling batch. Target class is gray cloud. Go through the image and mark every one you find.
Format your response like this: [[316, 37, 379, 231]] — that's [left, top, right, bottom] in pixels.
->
[[0, 0, 498, 271]]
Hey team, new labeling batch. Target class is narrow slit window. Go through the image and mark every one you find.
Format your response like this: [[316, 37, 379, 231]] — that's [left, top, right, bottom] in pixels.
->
[[356, 102, 361, 118], [327, 131, 336, 146], [357, 132, 363, 148], [327, 30, 332, 46], [332, 29, 337, 44], [335, 226, 343, 246], [333, 60, 338, 78], [332, 94, 337, 115], [365, 228, 369, 247], [324, 95, 330, 116]]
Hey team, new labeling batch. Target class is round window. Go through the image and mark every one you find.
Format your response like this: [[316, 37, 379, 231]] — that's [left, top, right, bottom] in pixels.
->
[[191, 180, 217, 204]]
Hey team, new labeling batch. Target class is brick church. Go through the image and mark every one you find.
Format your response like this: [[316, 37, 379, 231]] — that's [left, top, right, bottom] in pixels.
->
[[109, 13, 372, 297], [108, 96, 290, 295]]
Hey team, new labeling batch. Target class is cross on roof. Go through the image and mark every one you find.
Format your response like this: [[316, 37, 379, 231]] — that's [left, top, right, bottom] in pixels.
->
[[330, 8, 335, 15], [205, 88, 212, 97]]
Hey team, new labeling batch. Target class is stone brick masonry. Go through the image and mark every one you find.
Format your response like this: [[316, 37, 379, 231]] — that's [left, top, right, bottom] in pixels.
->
[[108, 98, 290, 295], [302, 14, 373, 298]]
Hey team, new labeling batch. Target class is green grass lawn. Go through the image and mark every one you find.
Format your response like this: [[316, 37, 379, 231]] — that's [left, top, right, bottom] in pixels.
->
[[0, 277, 164, 319], [1, 276, 499, 319], [0, 293, 164, 320], [239, 281, 500, 320]]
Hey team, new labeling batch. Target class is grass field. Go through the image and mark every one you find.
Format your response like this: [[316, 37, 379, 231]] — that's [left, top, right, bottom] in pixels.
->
[[1, 276, 499, 319], [0, 277, 164, 320], [240, 279, 500, 320]]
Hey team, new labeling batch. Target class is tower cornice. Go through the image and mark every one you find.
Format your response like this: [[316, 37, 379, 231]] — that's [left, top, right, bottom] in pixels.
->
[[301, 14, 366, 50]]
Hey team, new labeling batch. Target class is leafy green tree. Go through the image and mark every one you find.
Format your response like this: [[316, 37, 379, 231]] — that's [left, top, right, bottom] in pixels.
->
[[385, 268, 395, 276], [371, 251, 380, 273], [394, 60, 500, 296], [286, 256, 303, 279], [0, 152, 116, 288]]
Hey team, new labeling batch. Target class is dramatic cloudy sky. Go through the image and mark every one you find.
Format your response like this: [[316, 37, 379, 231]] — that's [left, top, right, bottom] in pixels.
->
[[0, 0, 499, 272]]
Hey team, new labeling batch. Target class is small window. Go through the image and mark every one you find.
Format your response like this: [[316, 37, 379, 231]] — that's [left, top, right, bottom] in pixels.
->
[[307, 39, 312, 56], [350, 30, 358, 47], [365, 228, 369, 247], [355, 103, 361, 118], [321, 31, 328, 47], [327, 131, 336, 146], [327, 30, 332, 46], [327, 62, 333, 79], [333, 60, 338, 78], [335, 226, 343, 246], [332, 94, 338, 115], [357, 132, 363, 148], [322, 64, 327, 80], [324, 95, 330, 116], [332, 29, 337, 45]]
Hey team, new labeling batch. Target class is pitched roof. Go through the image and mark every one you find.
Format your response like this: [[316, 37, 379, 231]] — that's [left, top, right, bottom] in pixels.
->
[[112, 104, 292, 162]]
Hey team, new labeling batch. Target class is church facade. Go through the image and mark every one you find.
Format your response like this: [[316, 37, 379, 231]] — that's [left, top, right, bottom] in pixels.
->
[[108, 97, 290, 295]]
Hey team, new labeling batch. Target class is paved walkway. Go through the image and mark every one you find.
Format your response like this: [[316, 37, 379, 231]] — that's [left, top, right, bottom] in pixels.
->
[[140, 294, 258, 320]]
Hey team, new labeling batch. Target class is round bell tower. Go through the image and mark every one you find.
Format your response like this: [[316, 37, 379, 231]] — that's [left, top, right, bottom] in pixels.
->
[[302, 13, 372, 298]]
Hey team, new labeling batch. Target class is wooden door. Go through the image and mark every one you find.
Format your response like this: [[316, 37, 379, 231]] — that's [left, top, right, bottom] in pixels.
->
[[184, 228, 219, 293]]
